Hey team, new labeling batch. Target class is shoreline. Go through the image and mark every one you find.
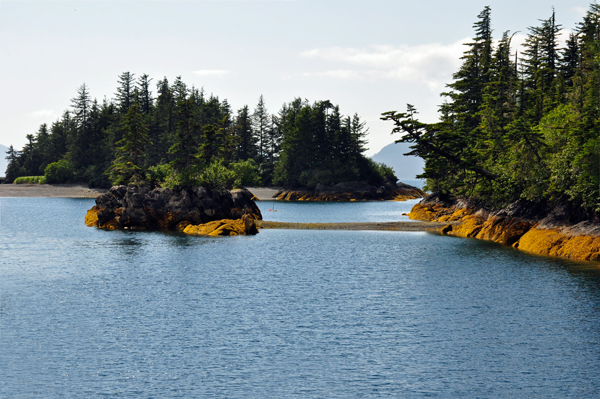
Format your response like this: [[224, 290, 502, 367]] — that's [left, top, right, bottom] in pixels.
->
[[0, 184, 277, 200], [409, 194, 600, 262], [257, 220, 451, 232], [0, 184, 108, 198]]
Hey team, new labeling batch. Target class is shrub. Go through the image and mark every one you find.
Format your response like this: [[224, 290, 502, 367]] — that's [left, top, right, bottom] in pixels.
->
[[231, 159, 261, 188], [44, 160, 74, 184], [14, 176, 46, 184], [198, 160, 236, 190], [146, 164, 172, 187]]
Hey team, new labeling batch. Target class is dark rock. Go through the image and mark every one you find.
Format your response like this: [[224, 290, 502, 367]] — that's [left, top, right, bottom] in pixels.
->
[[277, 180, 425, 201], [90, 186, 262, 230]]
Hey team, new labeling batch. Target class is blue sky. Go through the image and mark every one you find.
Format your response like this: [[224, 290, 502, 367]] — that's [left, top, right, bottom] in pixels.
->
[[0, 0, 588, 156]]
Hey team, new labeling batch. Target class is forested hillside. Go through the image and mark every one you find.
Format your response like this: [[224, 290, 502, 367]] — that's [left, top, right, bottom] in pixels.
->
[[4, 74, 391, 189], [384, 5, 600, 212]]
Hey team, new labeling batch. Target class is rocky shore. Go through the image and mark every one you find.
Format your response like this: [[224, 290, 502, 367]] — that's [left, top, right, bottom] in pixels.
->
[[85, 185, 261, 236], [275, 181, 425, 202], [409, 192, 600, 262]]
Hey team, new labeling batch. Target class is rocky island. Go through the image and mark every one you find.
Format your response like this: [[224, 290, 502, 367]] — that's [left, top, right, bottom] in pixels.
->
[[274, 180, 425, 202], [409, 192, 600, 262], [85, 185, 261, 236]]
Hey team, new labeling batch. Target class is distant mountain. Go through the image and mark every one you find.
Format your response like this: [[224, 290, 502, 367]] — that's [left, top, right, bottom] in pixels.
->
[[0, 144, 8, 177], [371, 141, 424, 180]]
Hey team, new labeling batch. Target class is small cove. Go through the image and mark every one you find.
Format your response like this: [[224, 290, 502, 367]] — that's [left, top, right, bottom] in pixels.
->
[[1, 197, 600, 397]]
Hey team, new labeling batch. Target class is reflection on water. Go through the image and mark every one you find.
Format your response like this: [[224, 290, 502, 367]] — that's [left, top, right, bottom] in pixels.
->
[[1, 198, 600, 397], [257, 198, 421, 223]]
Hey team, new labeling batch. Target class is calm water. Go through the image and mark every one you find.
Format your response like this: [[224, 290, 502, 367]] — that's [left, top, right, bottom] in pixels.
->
[[259, 198, 420, 223], [1, 198, 600, 397]]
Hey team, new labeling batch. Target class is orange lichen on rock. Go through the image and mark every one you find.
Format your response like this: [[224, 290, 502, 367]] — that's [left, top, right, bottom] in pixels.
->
[[558, 235, 600, 261], [476, 216, 533, 245], [391, 188, 425, 201], [183, 215, 258, 237], [85, 206, 120, 230], [436, 208, 470, 222], [450, 215, 485, 238], [408, 203, 455, 222], [99, 218, 120, 230], [410, 198, 600, 262], [516, 227, 600, 261], [85, 206, 100, 227]]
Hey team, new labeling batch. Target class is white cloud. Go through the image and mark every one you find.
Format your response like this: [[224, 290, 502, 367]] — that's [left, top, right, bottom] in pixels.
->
[[300, 40, 466, 91], [302, 70, 361, 80], [573, 6, 587, 16], [193, 69, 234, 77], [27, 109, 55, 119]]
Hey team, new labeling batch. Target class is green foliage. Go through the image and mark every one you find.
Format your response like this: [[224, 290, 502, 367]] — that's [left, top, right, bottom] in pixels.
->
[[231, 159, 261, 188], [14, 176, 46, 184], [383, 6, 600, 211], [371, 161, 397, 182], [44, 160, 74, 184], [273, 99, 385, 188], [107, 103, 151, 186], [146, 163, 172, 187], [8, 71, 382, 191], [198, 160, 236, 190]]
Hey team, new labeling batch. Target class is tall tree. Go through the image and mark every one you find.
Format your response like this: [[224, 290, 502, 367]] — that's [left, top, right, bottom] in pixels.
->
[[233, 105, 257, 161], [115, 72, 136, 114], [253, 95, 270, 161], [107, 103, 151, 185], [168, 97, 199, 183]]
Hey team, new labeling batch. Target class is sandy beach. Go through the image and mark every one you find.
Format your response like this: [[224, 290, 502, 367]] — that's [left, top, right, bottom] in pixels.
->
[[0, 184, 108, 198], [245, 187, 281, 200], [0, 184, 280, 199]]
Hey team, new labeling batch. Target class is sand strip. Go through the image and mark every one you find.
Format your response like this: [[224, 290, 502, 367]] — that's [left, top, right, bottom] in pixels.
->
[[256, 220, 451, 232], [246, 187, 281, 200], [0, 184, 107, 198]]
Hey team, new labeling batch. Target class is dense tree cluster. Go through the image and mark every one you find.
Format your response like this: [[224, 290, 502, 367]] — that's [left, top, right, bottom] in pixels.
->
[[5, 73, 391, 189], [384, 5, 600, 211]]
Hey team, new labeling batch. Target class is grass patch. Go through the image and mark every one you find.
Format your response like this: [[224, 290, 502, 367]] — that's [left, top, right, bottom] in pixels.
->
[[13, 176, 47, 184]]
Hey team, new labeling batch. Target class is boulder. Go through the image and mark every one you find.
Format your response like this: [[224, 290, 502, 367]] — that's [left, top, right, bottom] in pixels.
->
[[86, 186, 262, 233]]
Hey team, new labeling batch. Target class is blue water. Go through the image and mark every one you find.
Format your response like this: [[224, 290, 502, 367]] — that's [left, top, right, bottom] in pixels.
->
[[258, 198, 420, 223], [1, 198, 600, 397]]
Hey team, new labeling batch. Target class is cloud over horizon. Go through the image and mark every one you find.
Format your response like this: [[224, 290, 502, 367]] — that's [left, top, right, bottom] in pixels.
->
[[300, 40, 467, 91], [27, 109, 56, 120]]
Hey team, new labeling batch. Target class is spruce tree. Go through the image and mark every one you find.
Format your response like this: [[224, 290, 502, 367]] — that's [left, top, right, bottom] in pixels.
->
[[115, 72, 136, 114], [107, 103, 151, 185]]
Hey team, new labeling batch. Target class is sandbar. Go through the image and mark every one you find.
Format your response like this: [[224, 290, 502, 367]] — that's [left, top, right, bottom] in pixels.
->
[[0, 184, 107, 198], [256, 220, 450, 232]]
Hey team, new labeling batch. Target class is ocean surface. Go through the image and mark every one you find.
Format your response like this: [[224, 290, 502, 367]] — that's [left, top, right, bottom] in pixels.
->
[[1, 197, 600, 397]]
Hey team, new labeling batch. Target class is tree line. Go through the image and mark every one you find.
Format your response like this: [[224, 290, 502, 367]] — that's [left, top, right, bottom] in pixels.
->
[[5, 73, 392, 189], [384, 5, 600, 212]]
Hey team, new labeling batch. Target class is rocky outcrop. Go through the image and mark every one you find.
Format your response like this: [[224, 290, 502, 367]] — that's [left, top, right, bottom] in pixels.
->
[[275, 181, 425, 202], [408, 192, 600, 262], [85, 186, 261, 235], [181, 214, 258, 237]]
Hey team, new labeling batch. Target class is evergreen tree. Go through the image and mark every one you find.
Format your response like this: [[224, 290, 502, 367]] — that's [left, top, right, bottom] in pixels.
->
[[253, 95, 270, 161], [5, 145, 22, 182], [115, 72, 136, 114], [107, 103, 151, 185], [234, 105, 256, 161], [68, 83, 93, 169], [137, 74, 153, 115], [168, 97, 199, 184]]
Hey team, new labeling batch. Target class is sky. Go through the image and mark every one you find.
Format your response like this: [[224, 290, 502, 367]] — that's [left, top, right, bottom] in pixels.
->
[[0, 0, 589, 156]]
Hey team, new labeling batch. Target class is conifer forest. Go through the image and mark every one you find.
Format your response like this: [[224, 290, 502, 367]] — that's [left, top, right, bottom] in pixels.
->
[[384, 5, 600, 212], [4, 73, 392, 190]]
